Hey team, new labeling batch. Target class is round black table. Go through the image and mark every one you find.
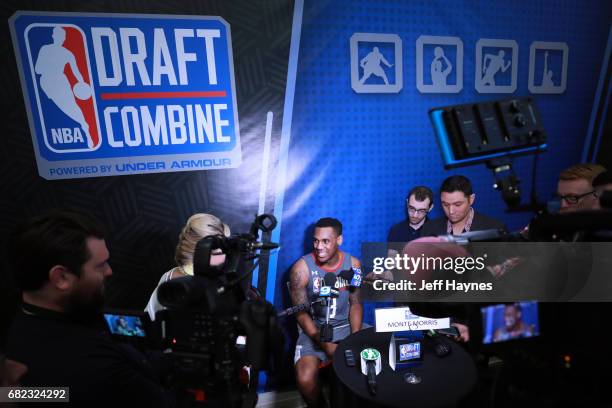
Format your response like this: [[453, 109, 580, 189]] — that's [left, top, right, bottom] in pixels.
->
[[333, 328, 477, 408]]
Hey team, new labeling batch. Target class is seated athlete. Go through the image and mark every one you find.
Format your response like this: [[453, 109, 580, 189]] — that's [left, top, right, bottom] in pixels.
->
[[290, 217, 362, 408]]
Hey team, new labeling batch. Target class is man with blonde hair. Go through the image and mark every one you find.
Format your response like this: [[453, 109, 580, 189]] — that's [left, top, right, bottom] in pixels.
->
[[557, 163, 606, 213]]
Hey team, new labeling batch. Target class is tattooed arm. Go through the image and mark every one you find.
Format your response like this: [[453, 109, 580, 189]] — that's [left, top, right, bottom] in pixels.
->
[[290, 258, 320, 342], [349, 256, 363, 333]]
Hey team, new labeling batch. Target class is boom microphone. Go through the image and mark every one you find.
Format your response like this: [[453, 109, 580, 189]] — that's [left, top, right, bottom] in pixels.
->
[[440, 229, 510, 244], [250, 242, 280, 250]]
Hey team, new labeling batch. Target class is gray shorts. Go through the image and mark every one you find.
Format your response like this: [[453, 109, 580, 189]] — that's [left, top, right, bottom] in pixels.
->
[[294, 323, 351, 364]]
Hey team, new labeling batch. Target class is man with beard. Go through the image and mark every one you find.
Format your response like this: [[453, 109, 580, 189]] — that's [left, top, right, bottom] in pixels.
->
[[291, 217, 362, 408], [3, 210, 170, 407]]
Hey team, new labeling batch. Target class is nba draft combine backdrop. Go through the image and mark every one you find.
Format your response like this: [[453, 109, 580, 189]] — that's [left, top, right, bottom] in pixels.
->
[[0, 1, 298, 349], [0, 0, 610, 393], [11, 13, 241, 179]]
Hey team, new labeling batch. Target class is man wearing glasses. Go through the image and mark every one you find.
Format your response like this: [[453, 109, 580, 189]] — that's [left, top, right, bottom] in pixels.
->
[[387, 186, 434, 256], [593, 171, 612, 209], [557, 163, 606, 213]]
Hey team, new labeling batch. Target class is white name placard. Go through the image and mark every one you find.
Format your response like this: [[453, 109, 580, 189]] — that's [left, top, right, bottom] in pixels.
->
[[374, 307, 450, 333]]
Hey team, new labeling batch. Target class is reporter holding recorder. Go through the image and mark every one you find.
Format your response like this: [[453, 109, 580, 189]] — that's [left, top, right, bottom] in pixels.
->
[[145, 213, 230, 321]]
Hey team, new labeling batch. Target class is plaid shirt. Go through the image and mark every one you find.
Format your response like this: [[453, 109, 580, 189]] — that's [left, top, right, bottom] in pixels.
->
[[447, 207, 474, 235]]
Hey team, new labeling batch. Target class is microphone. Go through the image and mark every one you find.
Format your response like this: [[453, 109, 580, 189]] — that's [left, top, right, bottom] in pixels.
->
[[319, 272, 338, 342], [440, 229, 509, 245], [323, 271, 338, 291], [277, 298, 324, 317], [250, 242, 280, 250], [339, 268, 394, 287], [360, 348, 382, 395], [338, 267, 363, 287]]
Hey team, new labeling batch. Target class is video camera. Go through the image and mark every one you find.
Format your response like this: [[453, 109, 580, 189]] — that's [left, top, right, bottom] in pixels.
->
[[105, 214, 284, 408]]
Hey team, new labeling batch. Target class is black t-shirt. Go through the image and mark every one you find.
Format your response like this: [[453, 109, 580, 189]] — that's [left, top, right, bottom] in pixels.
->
[[5, 303, 170, 407]]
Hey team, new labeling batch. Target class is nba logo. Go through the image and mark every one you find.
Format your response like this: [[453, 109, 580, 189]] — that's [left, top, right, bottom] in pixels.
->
[[25, 24, 101, 153], [313, 276, 321, 294], [12, 12, 242, 179]]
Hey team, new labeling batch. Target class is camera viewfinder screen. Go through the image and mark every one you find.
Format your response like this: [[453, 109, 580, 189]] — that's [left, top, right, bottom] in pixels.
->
[[104, 314, 145, 337], [481, 301, 540, 344]]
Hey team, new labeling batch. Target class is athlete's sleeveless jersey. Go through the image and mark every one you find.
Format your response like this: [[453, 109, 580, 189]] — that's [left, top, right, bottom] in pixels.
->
[[303, 251, 353, 326]]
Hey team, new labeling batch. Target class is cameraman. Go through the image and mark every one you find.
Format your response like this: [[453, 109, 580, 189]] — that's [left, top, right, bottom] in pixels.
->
[[4, 209, 172, 407]]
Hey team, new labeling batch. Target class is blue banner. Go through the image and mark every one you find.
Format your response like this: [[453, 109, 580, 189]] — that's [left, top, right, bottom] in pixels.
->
[[10, 12, 241, 179]]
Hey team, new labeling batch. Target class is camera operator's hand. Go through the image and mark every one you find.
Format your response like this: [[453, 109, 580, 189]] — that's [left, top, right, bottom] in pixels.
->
[[486, 257, 523, 279], [365, 270, 394, 283], [321, 342, 338, 359], [1, 357, 28, 386], [450, 323, 470, 343]]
